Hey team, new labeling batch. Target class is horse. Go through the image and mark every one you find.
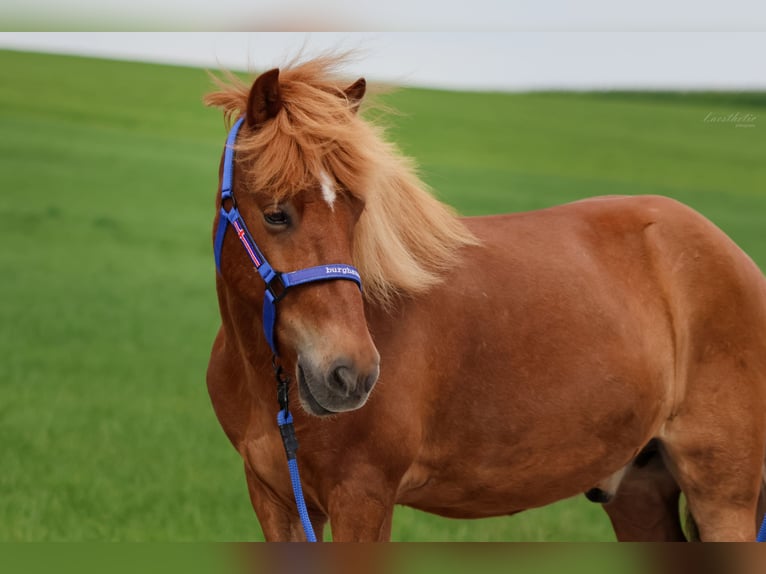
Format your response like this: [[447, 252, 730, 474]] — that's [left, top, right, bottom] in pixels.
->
[[204, 56, 766, 541]]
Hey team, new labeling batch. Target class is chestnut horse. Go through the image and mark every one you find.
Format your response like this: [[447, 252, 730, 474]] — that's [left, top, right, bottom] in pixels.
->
[[204, 57, 766, 541]]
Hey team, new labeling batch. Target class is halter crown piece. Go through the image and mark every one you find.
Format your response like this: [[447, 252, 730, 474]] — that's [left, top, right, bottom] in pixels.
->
[[213, 117, 363, 356], [213, 116, 364, 542]]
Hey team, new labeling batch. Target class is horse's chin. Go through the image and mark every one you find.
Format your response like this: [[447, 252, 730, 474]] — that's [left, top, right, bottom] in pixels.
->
[[296, 365, 368, 417], [297, 366, 336, 416]]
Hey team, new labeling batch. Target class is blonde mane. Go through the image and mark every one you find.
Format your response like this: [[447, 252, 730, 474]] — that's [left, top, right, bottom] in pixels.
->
[[204, 56, 478, 307]]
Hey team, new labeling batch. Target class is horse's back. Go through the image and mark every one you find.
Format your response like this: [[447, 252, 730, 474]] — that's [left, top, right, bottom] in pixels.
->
[[461, 193, 766, 407], [464, 194, 765, 326]]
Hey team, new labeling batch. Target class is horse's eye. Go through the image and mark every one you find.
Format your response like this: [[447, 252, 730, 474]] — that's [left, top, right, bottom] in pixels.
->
[[264, 210, 290, 226]]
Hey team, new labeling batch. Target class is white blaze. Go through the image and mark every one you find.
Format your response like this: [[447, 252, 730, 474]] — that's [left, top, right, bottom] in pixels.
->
[[319, 171, 337, 209]]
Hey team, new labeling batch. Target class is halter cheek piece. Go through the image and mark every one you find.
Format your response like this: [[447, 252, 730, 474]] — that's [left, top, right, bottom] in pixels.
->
[[213, 117, 363, 356], [213, 117, 362, 542]]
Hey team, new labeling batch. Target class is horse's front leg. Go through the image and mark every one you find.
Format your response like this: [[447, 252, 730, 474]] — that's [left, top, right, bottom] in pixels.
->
[[244, 464, 328, 541], [326, 466, 396, 541]]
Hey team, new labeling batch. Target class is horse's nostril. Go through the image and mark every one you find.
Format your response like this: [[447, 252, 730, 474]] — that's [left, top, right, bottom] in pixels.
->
[[330, 366, 354, 396], [362, 373, 376, 394], [328, 361, 379, 397]]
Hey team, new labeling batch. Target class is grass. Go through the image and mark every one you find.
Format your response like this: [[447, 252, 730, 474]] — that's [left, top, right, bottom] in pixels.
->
[[0, 49, 764, 541]]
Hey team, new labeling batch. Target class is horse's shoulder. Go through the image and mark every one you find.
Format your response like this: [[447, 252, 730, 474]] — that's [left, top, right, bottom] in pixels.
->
[[206, 328, 261, 448]]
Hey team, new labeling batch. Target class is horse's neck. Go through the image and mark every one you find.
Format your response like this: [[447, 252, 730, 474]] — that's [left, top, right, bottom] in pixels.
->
[[217, 284, 275, 388]]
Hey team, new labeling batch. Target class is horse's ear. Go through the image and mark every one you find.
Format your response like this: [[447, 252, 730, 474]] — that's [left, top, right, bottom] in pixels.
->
[[247, 68, 282, 129], [344, 78, 366, 113]]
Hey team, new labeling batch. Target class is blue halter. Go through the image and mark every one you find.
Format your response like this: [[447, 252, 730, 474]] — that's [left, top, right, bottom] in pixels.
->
[[214, 116, 364, 542], [213, 117, 363, 356]]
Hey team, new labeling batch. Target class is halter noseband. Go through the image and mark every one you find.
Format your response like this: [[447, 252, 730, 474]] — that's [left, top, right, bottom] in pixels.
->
[[213, 117, 363, 355]]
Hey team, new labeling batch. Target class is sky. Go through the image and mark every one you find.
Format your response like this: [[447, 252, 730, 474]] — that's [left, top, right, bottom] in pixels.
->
[[3, 0, 766, 32], [1, 1, 765, 91], [1, 32, 765, 91]]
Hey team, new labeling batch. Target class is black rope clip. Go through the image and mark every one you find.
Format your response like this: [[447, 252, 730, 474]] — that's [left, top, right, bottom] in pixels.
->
[[272, 354, 291, 413], [272, 355, 299, 459]]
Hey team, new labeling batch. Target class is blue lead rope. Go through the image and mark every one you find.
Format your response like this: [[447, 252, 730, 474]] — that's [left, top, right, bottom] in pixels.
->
[[277, 409, 317, 542], [758, 513, 766, 542]]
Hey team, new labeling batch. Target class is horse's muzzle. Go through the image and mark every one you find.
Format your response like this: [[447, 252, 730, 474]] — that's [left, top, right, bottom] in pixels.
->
[[297, 356, 380, 416]]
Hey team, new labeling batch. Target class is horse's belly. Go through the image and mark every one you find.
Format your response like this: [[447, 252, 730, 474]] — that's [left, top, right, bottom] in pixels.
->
[[394, 388, 660, 519], [395, 448, 630, 519]]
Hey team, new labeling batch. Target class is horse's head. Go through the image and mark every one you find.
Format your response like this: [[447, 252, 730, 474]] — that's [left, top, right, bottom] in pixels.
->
[[213, 68, 380, 416]]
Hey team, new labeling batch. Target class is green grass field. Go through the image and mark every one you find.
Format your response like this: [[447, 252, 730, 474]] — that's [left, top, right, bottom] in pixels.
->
[[0, 49, 764, 542]]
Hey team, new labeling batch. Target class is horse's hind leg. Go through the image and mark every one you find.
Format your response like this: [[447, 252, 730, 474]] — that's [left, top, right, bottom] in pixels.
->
[[601, 442, 687, 541], [660, 369, 765, 541]]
